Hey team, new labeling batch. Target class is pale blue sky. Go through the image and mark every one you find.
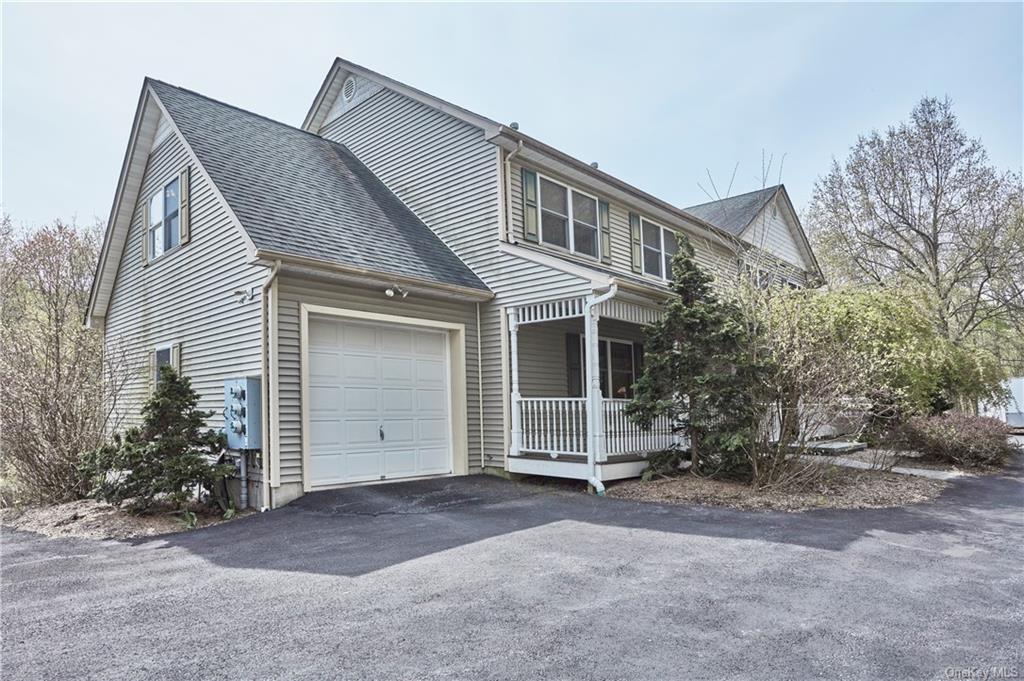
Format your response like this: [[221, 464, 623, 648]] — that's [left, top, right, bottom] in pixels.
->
[[3, 2, 1021, 229]]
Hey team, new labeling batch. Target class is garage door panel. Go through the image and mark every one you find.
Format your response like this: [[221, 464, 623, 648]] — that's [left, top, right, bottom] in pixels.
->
[[309, 452, 345, 483], [381, 388, 413, 413], [415, 331, 445, 357], [343, 419, 380, 446], [381, 419, 415, 443], [309, 386, 341, 413], [416, 389, 447, 412], [341, 323, 377, 350], [309, 351, 340, 380], [341, 353, 379, 382], [307, 315, 452, 488], [415, 359, 445, 385], [417, 418, 448, 442], [310, 419, 343, 447], [381, 328, 413, 353], [381, 357, 414, 383], [384, 449, 417, 477], [345, 450, 382, 481], [418, 448, 450, 474], [343, 387, 378, 412], [309, 319, 339, 345]]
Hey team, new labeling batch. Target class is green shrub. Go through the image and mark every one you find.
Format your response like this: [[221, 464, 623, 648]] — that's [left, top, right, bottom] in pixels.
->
[[79, 366, 233, 513], [900, 413, 1019, 468]]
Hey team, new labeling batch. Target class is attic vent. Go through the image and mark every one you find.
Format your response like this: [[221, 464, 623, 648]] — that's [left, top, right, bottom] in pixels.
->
[[342, 76, 357, 102]]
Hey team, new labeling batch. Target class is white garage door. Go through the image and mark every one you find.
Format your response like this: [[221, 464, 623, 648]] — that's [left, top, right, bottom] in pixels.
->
[[307, 315, 452, 487]]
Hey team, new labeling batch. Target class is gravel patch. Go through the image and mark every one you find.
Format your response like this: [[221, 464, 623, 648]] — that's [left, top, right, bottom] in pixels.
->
[[606, 467, 947, 512], [1, 499, 243, 540]]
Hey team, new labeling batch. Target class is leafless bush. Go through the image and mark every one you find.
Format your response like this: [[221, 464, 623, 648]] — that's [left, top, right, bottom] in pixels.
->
[[0, 217, 131, 505], [730, 267, 881, 490]]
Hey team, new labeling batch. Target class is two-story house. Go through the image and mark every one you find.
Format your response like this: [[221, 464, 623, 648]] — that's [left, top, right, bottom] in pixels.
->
[[86, 58, 821, 509]]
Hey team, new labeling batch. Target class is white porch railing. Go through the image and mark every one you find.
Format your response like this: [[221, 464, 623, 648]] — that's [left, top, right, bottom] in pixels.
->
[[603, 399, 677, 456], [520, 398, 588, 457], [519, 397, 678, 460]]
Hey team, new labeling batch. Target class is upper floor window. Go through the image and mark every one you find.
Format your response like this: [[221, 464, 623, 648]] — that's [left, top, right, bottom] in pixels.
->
[[147, 178, 180, 260], [640, 218, 679, 279], [522, 169, 607, 261]]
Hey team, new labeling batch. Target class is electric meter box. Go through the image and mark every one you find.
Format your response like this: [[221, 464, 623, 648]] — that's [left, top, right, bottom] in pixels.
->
[[224, 376, 261, 450]]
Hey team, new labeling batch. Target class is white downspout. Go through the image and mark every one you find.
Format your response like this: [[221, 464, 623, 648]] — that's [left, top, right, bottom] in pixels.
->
[[502, 141, 524, 243], [476, 302, 485, 470], [259, 260, 281, 511], [583, 284, 618, 495]]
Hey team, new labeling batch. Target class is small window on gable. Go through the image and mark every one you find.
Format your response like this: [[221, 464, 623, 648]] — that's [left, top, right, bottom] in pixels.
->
[[147, 177, 181, 261], [151, 343, 181, 389]]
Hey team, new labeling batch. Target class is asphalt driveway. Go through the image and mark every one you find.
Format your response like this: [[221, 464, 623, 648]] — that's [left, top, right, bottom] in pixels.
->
[[3, 458, 1023, 681]]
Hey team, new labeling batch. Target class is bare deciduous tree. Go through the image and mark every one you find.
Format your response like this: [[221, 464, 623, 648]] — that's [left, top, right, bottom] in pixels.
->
[[0, 217, 132, 504], [807, 97, 1024, 345]]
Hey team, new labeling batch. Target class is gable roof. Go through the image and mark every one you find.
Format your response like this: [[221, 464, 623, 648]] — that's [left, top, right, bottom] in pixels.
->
[[146, 80, 488, 294], [684, 186, 782, 236], [302, 58, 753, 259]]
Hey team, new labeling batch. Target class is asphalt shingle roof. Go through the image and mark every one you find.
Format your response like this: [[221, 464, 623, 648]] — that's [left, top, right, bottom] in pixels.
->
[[684, 186, 781, 236], [149, 80, 489, 293]]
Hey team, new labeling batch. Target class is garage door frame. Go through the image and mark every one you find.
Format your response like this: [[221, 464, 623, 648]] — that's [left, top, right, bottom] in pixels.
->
[[299, 303, 469, 492]]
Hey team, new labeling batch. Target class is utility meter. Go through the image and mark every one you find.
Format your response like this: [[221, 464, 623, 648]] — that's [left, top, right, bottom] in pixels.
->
[[223, 377, 261, 450]]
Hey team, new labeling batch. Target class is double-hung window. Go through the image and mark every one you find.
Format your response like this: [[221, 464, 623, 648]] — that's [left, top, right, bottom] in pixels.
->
[[640, 218, 680, 279], [530, 173, 602, 260], [566, 335, 643, 399], [147, 178, 180, 260]]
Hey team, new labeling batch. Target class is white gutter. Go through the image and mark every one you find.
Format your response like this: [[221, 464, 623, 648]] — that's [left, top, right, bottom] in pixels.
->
[[259, 260, 282, 511], [502, 141, 524, 243], [583, 283, 618, 495]]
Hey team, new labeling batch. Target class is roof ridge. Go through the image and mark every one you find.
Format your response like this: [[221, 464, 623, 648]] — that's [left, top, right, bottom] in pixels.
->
[[147, 78, 331, 143], [684, 184, 782, 211]]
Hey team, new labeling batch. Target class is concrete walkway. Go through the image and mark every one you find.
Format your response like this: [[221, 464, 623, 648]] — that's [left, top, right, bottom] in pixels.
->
[[801, 454, 965, 480]]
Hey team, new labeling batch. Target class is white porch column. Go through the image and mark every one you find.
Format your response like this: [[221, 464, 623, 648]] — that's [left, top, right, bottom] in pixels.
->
[[507, 307, 522, 459], [584, 305, 606, 467]]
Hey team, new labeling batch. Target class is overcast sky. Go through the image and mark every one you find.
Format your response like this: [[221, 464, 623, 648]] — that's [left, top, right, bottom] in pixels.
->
[[3, 2, 1021, 229]]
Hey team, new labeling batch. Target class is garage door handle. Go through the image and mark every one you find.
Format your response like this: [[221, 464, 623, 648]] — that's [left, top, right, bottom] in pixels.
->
[[379, 425, 384, 441]]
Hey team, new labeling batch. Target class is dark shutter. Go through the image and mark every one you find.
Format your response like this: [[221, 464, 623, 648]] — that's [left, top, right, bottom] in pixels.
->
[[178, 167, 191, 244], [521, 168, 539, 243], [629, 212, 642, 273], [599, 200, 612, 264], [565, 333, 582, 397], [141, 200, 150, 265]]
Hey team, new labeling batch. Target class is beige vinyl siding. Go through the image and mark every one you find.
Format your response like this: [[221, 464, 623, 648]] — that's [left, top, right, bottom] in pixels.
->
[[103, 132, 265, 437], [509, 160, 742, 283], [317, 86, 593, 470], [518, 318, 646, 398], [741, 205, 806, 270], [274, 273, 481, 483]]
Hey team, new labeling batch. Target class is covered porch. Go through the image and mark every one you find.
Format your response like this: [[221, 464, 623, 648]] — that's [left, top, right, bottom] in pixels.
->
[[506, 289, 678, 490]]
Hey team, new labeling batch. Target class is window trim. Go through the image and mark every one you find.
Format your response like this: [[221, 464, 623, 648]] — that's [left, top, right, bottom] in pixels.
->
[[531, 171, 602, 261], [146, 177, 182, 263], [151, 342, 178, 386], [639, 216, 680, 281], [578, 335, 637, 398]]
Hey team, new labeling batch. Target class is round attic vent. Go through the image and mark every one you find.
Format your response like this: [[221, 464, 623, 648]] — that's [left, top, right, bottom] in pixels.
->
[[342, 76, 356, 102]]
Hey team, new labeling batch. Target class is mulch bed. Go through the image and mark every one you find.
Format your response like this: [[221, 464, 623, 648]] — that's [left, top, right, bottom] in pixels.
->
[[605, 467, 947, 512], [1, 499, 246, 540]]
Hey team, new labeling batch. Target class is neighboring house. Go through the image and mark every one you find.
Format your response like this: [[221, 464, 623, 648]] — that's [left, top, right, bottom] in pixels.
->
[[87, 57, 822, 508]]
